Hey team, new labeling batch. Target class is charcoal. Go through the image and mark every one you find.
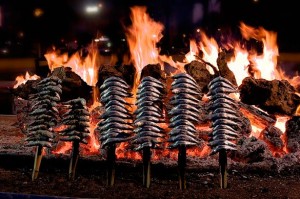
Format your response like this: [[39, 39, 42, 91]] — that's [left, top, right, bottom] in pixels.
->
[[230, 136, 272, 163], [239, 77, 300, 115], [285, 116, 300, 153], [261, 125, 284, 151]]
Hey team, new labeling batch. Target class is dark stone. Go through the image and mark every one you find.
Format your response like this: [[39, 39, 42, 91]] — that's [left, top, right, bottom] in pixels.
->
[[58, 67, 92, 102], [261, 125, 284, 151], [184, 60, 213, 93], [12, 79, 39, 100], [285, 116, 300, 153], [239, 77, 300, 115], [116, 64, 136, 88], [97, 64, 123, 88], [141, 64, 166, 83]]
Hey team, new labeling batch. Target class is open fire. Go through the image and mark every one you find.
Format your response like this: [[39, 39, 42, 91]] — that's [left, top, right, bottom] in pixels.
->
[[12, 6, 300, 184]]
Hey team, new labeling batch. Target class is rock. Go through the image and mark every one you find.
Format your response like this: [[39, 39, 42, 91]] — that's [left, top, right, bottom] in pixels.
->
[[184, 60, 213, 93], [141, 64, 166, 83], [239, 77, 300, 115]]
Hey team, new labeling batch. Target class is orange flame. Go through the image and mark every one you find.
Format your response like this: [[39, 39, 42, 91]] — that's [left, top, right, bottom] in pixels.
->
[[14, 71, 40, 88], [44, 43, 100, 86], [125, 6, 164, 84], [240, 22, 280, 80]]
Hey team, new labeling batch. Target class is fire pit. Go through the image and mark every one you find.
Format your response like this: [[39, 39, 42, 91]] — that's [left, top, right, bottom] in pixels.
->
[[1, 4, 300, 199]]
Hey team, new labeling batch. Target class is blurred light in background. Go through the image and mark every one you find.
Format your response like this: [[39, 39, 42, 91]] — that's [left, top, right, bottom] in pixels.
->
[[33, 8, 44, 18], [85, 4, 101, 14]]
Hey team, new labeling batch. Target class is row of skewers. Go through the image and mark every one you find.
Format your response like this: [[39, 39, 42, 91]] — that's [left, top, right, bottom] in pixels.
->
[[24, 73, 241, 189]]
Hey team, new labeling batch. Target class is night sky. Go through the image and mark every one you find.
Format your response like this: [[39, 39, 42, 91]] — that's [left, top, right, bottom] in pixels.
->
[[0, 0, 300, 54]]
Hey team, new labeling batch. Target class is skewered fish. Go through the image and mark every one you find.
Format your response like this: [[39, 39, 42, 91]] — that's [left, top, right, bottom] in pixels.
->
[[25, 76, 62, 148], [97, 76, 133, 148], [59, 98, 90, 144], [168, 73, 202, 149], [207, 76, 241, 155], [132, 76, 166, 151]]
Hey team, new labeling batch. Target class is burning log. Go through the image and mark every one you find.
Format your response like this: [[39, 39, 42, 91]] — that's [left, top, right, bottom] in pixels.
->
[[24, 75, 62, 181], [132, 76, 166, 188], [207, 76, 241, 189], [285, 116, 300, 153], [59, 98, 90, 179], [239, 77, 300, 115], [168, 73, 203, 190], [239, 102, 276, 129], [97, 76, 134, 186]]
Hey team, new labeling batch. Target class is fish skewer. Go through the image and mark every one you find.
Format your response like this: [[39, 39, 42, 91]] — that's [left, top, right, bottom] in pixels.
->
[[59, 98, 90, 179], [207, 76, 241, 189], [168, 73, 203, 190], [97, 76, 133, 186], [132, 76, 166, 188], [25, 75, 62, 181]]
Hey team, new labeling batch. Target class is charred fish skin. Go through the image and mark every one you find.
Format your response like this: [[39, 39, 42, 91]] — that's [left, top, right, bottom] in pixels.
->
[[59, 98, 90, 144], [168, 72, 203, 149], [97, 76, 134, 149], [207, 76, 241, 155], [132, 76, 166, 150], [25, 76, 62, 148]]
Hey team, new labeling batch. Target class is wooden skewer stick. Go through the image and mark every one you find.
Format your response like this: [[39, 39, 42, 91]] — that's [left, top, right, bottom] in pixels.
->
[[107, 144, 116, 186], [142, 146, 151, 188], [178, 145, 186, 190], [219, 149, 228, 189], [69, 141, 80, 180], [32, 146, 43, 181]]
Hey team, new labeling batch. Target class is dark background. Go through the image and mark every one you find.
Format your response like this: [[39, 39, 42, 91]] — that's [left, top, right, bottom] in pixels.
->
[[0, 0, 299, 57]]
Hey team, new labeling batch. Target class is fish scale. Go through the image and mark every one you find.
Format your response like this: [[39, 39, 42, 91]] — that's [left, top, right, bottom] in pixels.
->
[[132, 76, 166, 151], [168, 73, 203, 149], [97, 76, 134, 148]]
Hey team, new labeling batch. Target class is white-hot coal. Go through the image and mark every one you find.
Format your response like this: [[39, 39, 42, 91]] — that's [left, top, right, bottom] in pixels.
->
[[97, 76, 134, 148], [25, 76, 62, 148], [167, 73, 203, 148], [59, 98, 90, 144], [132, 76, 166, 151], [207, 76, 241, 155]]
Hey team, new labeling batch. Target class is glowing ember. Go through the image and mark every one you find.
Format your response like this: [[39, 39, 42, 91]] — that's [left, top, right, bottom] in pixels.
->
[[274, 116, 290, 133], [14, 72, 40, 88]]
